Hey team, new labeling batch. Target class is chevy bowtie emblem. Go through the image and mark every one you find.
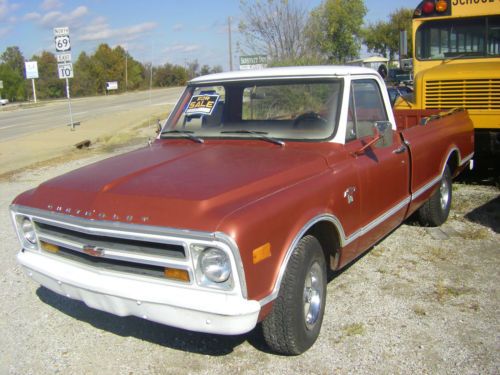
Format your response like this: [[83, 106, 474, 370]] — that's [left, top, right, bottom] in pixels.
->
[[82, 245, 105, 257]]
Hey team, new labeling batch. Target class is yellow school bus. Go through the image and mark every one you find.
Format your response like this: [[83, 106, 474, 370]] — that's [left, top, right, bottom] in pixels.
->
[[395, 0, 500, 175]]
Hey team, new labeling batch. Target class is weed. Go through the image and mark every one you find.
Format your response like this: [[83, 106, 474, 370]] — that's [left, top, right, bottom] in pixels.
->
[[412, 305, 427, 316], [458, 227, 489, 240], [342, 323, 365, 336], [428, 247, 447, 261], [370, 247, 386, 257], [435, 279, 472, 303]]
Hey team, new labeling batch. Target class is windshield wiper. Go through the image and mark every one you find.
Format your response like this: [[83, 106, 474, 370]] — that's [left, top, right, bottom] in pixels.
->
[[160, 130, 204, 144], [220, 130, 285, 146]]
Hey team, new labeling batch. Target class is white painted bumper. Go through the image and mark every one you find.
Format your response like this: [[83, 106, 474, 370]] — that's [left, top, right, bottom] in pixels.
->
[[18, 250, 261, 335]]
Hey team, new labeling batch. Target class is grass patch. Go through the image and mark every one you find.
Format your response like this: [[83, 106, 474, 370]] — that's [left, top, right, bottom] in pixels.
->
[[342, 323, 365, 337], [428, 247, 448, 261], [435, 279, 472, 303], [458, 227, 489, 240], [412, 305, 427, 316], [370, 246, 387, 257]]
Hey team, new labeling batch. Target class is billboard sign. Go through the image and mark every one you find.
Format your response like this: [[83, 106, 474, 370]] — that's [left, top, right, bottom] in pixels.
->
[[25, 61, 39, 79]]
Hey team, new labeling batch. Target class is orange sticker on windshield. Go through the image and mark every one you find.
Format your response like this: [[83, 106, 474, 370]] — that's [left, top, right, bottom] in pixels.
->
[[185, 94, 219, 115]]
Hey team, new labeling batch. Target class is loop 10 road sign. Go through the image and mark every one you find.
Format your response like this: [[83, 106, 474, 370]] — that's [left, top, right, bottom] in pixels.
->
[[58, 63, 74, 79]]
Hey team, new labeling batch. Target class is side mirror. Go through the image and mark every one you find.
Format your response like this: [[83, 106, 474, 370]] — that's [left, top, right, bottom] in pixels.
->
[[156, 119, 162, 135], [352, 121, 394, 157], [374, 121, 393, 148]]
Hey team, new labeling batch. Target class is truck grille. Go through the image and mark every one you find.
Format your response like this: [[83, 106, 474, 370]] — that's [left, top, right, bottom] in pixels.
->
[[32, 220, 189, 280], [425, 79, 500, 110]]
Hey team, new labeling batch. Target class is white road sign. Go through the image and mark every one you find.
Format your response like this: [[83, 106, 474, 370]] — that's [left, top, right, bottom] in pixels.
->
[[106, 81, 118, 90], [56, 53, 72, 63], [55, 35, 71, 52], [0, 80, 3, 89], [25, 61, 39, 79], [58, 63, 74, 79], [53, 27, 69, 36]]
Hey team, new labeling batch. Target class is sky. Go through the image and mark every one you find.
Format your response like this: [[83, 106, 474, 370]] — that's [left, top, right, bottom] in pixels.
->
[[0, 0, 419, 70]]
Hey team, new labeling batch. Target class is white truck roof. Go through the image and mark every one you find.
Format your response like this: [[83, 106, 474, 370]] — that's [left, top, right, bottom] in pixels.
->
[[190, 65, 378, 84]]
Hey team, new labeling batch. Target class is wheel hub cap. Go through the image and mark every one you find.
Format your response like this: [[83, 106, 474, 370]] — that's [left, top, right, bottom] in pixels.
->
[[303, 261, 323, 330], [440, 177, 450, 211]]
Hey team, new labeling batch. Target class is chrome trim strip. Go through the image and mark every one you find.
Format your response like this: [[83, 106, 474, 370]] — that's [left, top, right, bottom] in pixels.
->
[[411, 149, 474, 202], [460, 152, 474, 166], [344, 196, 411, 246], [11, 204, 248, 299], [259, 195, 411, 307], [258, 214, 346, 307], [412, 175, 441, 201], [37, 232, 189, 269]]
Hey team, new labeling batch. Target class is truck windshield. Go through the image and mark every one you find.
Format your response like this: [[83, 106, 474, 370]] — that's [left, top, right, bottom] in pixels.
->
[[164, 79, 342, 141]]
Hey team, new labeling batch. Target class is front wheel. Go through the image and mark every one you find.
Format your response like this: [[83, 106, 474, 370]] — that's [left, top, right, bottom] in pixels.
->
[[262, 235, 326, 355], [418, 165, 452, 227]]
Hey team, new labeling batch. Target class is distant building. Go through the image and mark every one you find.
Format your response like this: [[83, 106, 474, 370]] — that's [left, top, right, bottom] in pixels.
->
[[346, 56, 389, 78]]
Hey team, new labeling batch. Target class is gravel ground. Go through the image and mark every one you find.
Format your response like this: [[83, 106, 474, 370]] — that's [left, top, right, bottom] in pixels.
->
[[0, 149, 498, 375]]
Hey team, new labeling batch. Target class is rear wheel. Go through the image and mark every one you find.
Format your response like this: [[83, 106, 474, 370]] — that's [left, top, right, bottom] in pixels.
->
[[418, 165, 452, 227], [262, 235, 326, 355]]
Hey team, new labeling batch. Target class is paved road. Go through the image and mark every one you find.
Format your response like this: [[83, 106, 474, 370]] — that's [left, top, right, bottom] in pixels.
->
[[0, 87, 183, 141]]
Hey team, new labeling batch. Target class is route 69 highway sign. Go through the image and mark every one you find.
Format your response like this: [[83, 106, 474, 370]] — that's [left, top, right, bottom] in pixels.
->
[[55, 35, 71, 52]]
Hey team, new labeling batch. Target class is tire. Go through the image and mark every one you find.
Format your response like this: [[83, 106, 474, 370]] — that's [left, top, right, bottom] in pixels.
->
[[418, 165, 452, 227], [262, 235, 327, 355]]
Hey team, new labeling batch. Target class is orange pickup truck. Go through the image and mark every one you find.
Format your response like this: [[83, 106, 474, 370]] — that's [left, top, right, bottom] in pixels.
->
[[10, 66, 474, 355]]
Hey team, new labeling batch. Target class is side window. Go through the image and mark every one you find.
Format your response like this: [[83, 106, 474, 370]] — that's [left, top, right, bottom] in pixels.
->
[[346, 79, 388, 142]]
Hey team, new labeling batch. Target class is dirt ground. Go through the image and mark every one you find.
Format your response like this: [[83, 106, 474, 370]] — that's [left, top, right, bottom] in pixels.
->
[[0, 123, 498, 374]]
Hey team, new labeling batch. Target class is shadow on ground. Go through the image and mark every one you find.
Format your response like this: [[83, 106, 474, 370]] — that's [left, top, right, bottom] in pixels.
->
[[36, 287, 271, 356], [465, 196, 500, 233]]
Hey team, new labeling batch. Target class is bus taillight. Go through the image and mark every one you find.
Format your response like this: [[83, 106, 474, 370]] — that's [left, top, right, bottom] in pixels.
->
[[422, 1, 435, 14]]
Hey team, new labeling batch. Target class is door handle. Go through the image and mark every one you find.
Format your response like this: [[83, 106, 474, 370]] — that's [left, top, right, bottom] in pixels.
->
[[392, 145, 407, 154]]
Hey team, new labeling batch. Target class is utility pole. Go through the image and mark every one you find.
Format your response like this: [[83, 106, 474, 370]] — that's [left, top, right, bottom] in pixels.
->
[[125, 51, 128, 91], [228, 16, 233, 71]]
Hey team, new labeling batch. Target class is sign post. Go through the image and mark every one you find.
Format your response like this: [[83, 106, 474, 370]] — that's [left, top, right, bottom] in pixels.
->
[[25, 61, 39, 103], [54, 27, 77, 130]]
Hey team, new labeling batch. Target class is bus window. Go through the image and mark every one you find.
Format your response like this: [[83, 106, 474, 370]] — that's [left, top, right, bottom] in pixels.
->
[[416, 16, 500, 60]]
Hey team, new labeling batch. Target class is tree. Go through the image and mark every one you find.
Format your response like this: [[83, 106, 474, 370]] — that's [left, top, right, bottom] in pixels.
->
[[73, 52, 96, 97], [307, 0, 367, 63], [154, 63, 188, 87], [238, 0, 314, 63], [186, 59, 200, 79], [0, 63, 24, 101], [363, 8, 413, 61], [1, 46, 26, 100], [1, 46, 25, 77], [31, 51, 65, 99]]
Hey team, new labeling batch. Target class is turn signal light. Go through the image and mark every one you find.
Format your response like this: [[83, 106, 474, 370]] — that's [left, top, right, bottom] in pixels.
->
[[436, 0, 448, 12], [164, 268, 190, 282], [41, 241, 59, 253], [422, 1, 435, 14]]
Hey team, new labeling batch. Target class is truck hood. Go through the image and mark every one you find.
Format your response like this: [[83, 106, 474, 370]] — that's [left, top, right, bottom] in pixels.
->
[[14, 140, 329, 232]]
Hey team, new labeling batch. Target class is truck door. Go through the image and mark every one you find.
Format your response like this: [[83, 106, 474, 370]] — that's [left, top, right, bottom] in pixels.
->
[[343, 79, 411, 256]]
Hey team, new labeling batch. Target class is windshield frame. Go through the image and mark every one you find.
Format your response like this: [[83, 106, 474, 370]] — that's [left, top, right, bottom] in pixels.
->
[[163, 77, 344, 143]]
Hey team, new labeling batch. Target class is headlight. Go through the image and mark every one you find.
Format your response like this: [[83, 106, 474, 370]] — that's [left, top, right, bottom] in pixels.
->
[[199, 248, 231, 283], [21, 218, 37, 244]]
